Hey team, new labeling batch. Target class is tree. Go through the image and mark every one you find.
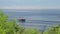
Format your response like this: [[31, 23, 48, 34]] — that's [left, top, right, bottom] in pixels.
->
[[0, 10, 40, 34]]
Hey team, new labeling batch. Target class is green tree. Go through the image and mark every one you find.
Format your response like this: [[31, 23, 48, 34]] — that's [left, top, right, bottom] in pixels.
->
[[0, 10, 40, 34], [44, 25, 60, 34]]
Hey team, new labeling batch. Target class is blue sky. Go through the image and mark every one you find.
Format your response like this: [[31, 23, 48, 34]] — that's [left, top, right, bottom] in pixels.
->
[[0, 0, 60, 9]]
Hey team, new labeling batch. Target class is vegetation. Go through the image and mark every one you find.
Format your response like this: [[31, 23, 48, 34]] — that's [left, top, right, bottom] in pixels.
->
[[0, 10, 40, 34], [44, 25, 60, 34], [0, 10, 60, 34]]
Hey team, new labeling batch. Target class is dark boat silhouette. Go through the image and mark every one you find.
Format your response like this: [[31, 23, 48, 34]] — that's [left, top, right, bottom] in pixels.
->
[[18, 17, 26, 22]]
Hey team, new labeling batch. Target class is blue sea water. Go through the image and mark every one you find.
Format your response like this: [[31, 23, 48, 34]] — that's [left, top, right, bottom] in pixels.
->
[[2, 9, 60, 31]]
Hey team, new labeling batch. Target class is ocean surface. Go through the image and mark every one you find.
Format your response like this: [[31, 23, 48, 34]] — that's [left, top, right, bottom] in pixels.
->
[[2, 9, 60, 31]]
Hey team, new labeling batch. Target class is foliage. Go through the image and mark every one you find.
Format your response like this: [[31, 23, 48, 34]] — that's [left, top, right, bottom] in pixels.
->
[[0, 10, 40, 34], [2, 9, 60, 34], [44, 25, 60, 34], [22, 28, 39, 34]]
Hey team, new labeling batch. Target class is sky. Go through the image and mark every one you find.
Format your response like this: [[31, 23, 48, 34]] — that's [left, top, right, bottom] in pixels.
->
[[0, 0, 60, 9]]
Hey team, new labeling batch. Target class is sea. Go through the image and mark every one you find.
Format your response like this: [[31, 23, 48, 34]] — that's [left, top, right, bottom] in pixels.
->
[[2, 9, 60, 31]]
